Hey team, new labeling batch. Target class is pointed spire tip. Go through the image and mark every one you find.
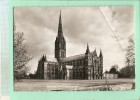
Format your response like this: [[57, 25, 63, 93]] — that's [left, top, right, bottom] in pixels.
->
[[85, 43, 90, 54], [99, 48, 103, 57]]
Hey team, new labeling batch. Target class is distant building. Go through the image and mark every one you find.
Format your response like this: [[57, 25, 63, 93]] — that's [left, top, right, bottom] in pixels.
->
[[36, 11, 103, 80], [103, 72, 118, 79]]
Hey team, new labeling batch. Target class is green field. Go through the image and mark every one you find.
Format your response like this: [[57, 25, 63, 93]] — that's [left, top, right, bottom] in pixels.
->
[[14, 79, 134, 91]]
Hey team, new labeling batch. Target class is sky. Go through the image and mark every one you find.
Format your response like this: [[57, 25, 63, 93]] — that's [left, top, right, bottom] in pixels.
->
[[14, 6, 134, 73]]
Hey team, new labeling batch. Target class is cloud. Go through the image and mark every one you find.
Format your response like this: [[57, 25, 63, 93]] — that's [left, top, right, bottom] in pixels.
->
[[14, 6, 134, 73]]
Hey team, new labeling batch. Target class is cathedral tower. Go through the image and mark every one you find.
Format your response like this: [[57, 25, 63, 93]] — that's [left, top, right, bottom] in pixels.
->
[[99, 49, 103, 79], [55, 11, 66, 61]]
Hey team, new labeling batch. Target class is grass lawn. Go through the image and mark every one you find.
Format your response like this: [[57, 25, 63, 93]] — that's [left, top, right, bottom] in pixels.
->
[[14, 78, 134, 91]]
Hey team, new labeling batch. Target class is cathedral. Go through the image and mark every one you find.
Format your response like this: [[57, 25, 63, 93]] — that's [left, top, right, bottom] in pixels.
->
[[36, 12, 103, 80]]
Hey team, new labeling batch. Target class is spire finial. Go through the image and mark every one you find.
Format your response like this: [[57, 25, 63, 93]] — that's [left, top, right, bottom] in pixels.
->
[[58, 10, 63, 36], [99, 48, 103, 57], [94, 48, 97, 56], [85, 43, 90, 54], [59, 10, 61, 21], [87, 43, 89, 50]]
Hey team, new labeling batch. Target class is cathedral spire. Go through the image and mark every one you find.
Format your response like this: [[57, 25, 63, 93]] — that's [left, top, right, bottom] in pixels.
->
[[85, 43, 90, 54], [94, 48, 97, 56], [55, 11, 66, 60], [99, 49, 103, 58], [58, 10, 63, 37]]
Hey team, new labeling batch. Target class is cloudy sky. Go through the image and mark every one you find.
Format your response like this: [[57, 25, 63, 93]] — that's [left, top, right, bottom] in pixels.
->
[[14, 6, 134, 73]]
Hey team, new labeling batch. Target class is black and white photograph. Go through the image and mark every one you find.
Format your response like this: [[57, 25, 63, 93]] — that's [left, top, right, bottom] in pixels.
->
[[13, 6, 135, 91]]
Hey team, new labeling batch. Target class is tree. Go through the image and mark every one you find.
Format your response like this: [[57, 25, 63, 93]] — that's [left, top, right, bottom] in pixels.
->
[[126, 34, 135, 66], [109, 65, 118, 74], [119, 65, 134, 78], [14, 24, 32, 81], [119, 33, 135, 78]]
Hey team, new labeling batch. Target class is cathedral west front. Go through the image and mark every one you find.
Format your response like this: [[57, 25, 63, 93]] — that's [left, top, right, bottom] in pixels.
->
[[36, 12, 103, 80]]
